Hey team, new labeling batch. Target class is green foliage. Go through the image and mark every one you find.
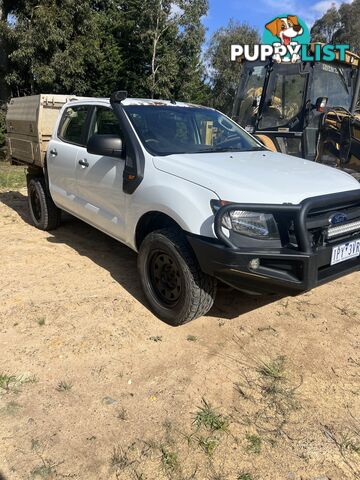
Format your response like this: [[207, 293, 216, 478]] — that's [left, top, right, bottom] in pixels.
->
[[0, 0, 209, 102], [173, 0, 210, 104], [1, 0, 123, 96], [311, 6, 341, 44], [0, 373, 17, 391], [193, 399, 229, 432], [160, 446, 179, 471], [245, 434, 262, 454], [257, 356, 286, 381], [197, 435, 219, 456], [56, 381, 72, 392], [237, 474, 254, 480], [206, 19, 260, 114], [311, 0, 360, 53]]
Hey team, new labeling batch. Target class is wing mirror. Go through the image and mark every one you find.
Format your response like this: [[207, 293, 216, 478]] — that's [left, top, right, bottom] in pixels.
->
[[315, 96, 328, 112], [87, 134, 123, 158]]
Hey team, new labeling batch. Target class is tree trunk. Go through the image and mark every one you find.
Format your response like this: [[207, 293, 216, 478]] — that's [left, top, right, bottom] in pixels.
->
[[150, 8, 160, 99]]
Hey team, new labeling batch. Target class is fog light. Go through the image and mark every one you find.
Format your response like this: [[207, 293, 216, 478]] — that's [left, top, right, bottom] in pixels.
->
[[249, 258, 260, 270]]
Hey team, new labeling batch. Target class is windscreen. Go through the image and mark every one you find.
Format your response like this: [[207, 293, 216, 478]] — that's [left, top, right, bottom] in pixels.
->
[[123, 105, 263, 156], [312, 63, 353, 109]]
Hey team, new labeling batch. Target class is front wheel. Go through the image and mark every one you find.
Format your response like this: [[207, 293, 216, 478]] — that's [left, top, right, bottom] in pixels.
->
[[138, 228, 217, 326], [28, 177, 61, 231]]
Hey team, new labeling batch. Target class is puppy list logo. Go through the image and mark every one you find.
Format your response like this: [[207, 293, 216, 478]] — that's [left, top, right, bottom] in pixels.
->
[[263, 14, 309, 62], [231, 13, 349, 63]]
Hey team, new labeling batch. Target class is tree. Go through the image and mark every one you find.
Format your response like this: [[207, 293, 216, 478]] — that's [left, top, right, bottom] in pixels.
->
[[206, 20, 260, 114], [310, 1, 360, 53], [1, 0, 125, 97], [116, 0, 209, 101], [336, 0, 360, 53], [0, 0, 210, 144], [0, 0, 209, 101], [0, 0, 24, 100], [173, 0, 210, 104], [311, 5, 341, 43]]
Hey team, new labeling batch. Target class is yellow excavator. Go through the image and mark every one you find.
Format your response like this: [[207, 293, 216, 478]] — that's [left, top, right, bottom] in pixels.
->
[[232, 44, 360, 180]]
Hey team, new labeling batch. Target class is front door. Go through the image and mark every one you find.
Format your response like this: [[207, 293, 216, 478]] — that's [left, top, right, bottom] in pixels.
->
[[257, 64, 309, 158], [75, 105, 127, 241]]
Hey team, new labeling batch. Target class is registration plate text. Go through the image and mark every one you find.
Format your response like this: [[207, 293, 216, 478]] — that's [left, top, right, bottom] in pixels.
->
[[331, 239, 360, 265]]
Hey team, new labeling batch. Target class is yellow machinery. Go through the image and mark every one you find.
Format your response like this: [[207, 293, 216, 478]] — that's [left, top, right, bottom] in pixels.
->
[[232, 44, 360, 179]]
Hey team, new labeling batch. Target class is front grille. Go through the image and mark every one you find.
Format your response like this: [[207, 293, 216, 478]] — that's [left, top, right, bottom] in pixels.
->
[[327, 220, 360, 239], [306, 200, 360, 249]]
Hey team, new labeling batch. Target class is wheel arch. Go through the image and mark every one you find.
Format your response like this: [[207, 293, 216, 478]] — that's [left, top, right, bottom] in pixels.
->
[[135, 211, 183, 250]]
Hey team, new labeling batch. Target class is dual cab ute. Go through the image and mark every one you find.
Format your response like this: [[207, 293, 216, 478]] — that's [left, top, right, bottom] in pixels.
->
[[6, 92, 360, 325]]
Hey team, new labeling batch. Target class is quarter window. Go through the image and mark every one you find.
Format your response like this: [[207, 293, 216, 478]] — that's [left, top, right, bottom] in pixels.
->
[[58, 105, 90, 146]]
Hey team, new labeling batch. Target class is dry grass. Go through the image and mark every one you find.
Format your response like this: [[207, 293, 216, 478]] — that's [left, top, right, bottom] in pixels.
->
[[0, 162, 26, 189]]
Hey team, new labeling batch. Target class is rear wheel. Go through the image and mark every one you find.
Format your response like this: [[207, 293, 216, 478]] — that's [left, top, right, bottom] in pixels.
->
[[138, 227, 217, 326], [28, 177, 61, 230]]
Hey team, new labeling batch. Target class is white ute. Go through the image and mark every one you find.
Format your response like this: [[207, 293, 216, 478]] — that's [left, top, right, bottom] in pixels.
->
[[6, 91, 360, 325]]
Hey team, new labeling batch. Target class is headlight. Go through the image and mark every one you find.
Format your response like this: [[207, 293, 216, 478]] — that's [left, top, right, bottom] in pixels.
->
[[224, 210, 279, 239], [211, 201, 280, 240]]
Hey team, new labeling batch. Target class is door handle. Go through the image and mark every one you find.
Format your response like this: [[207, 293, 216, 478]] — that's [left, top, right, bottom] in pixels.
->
[[50, 149, 57, 156], [78, 159, 89, 167]]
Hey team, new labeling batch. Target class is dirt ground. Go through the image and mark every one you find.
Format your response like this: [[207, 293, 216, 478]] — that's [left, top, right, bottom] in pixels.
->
[[0, 187, 359, 480]]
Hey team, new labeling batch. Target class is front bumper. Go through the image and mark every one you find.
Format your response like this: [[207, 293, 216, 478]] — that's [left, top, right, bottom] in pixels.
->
[[187, 190, 360, 295], [187, 235, 359, 294]]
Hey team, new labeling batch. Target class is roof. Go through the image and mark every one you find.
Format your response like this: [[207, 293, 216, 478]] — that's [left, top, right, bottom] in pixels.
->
[[67, 97, 208, 109], [121, 98, 203, 108]]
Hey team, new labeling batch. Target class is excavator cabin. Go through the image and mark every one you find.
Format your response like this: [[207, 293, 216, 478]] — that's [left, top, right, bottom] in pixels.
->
[[232, 44, 360, 179]]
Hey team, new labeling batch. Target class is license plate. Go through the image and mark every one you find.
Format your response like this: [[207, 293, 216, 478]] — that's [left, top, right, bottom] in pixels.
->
[[331, 239, 360, 265]]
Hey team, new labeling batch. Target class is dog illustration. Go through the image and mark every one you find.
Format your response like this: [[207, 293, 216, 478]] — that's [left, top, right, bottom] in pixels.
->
[[265, 15, 303, 45], [265, 15, 303, 62]]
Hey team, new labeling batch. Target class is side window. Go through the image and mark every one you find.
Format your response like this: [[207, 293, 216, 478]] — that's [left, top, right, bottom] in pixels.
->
[[237, 65, 267, 127], [90, 107, 122, 137], [58, 105, 90, 146]]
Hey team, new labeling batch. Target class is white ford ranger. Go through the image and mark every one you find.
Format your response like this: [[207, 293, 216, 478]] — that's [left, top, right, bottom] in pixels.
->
[[6, 92, 360, 325]]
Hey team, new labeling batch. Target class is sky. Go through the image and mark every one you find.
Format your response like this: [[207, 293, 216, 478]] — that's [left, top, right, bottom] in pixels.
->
[[203, 0, 352, 41]]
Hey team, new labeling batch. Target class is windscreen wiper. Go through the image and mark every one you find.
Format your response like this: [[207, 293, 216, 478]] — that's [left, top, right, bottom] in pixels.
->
[[336, 67, 350, 95], [194, 146, 266, 153]]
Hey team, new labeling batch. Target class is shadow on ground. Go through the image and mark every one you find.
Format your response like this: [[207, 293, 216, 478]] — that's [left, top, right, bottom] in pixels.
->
[[0, 190, 283, 321]]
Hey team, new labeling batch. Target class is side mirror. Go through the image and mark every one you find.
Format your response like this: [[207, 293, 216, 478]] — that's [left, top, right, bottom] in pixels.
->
[[87, 134, 123, 158], [315, 96, 328, 112]]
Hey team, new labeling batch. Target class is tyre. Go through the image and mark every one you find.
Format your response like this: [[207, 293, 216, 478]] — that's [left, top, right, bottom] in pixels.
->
[[27, 177, 61, 231], [138, 227, 217, 325]]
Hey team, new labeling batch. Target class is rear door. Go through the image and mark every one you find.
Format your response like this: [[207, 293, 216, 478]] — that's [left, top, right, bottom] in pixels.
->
[[47, 104, 91, 215], [75, 105, 127, 240]]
